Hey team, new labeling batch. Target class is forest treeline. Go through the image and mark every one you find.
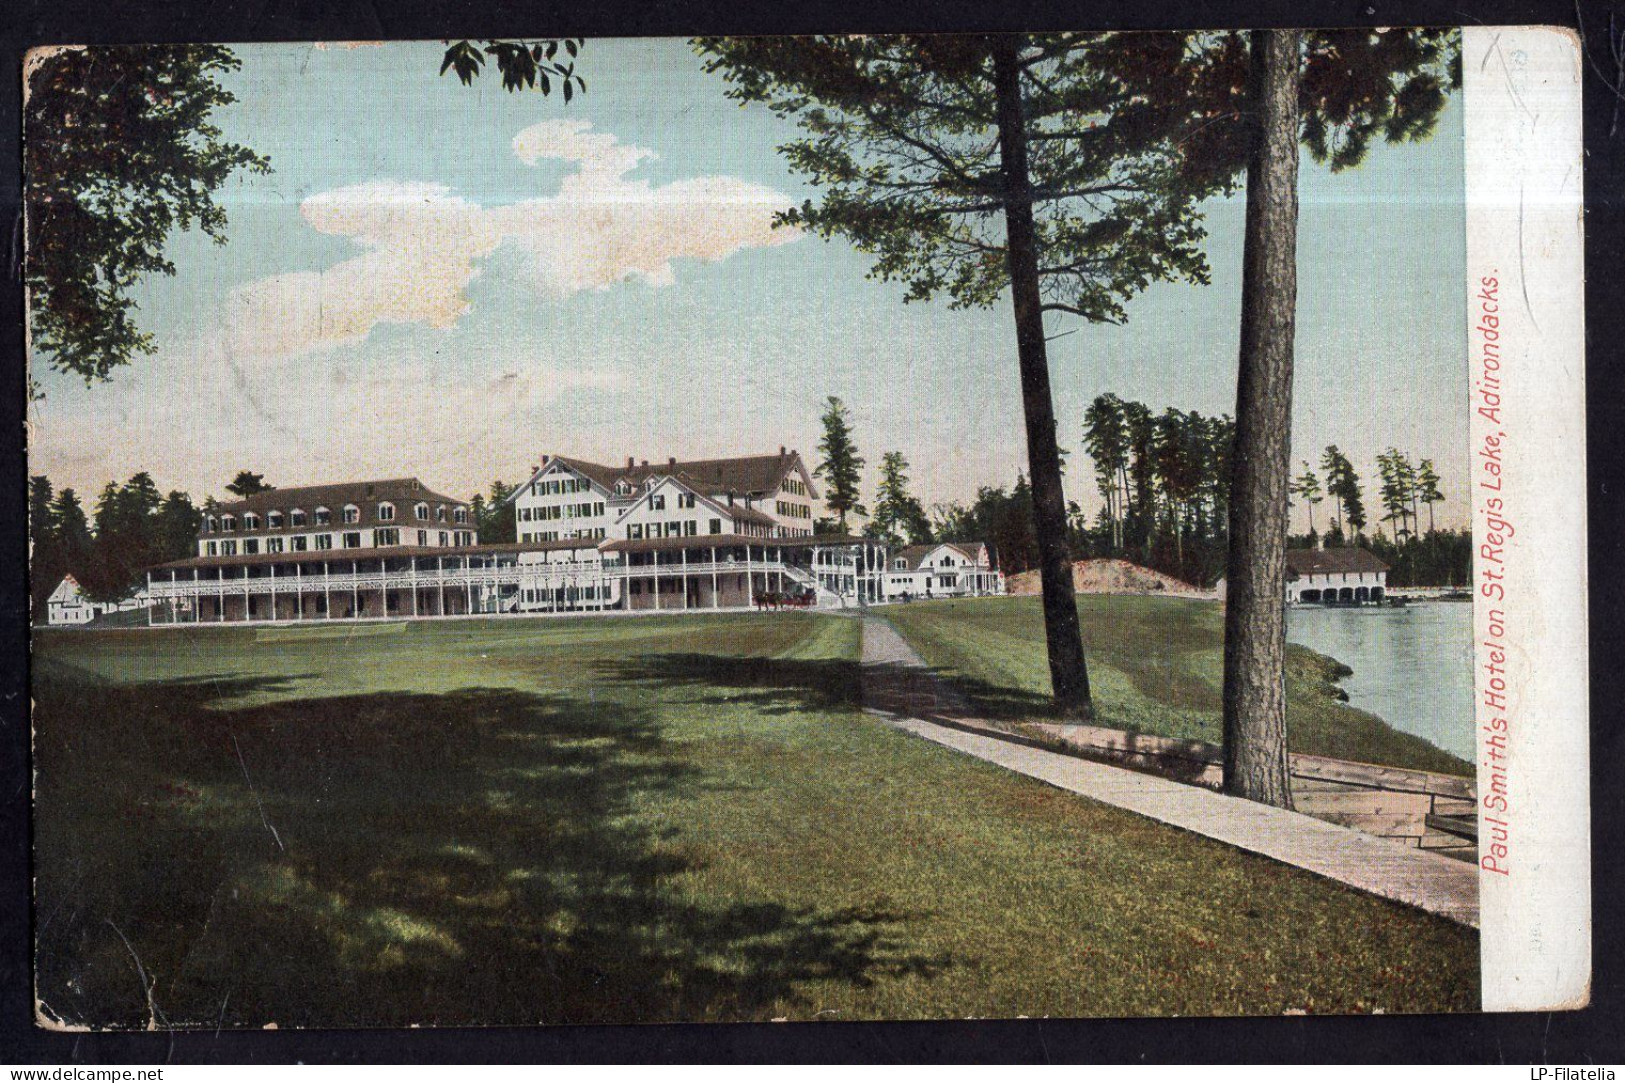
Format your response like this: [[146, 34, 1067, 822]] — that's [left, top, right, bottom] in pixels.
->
[[30, 392, 1469, 616], [834, 393, 1472, 590]]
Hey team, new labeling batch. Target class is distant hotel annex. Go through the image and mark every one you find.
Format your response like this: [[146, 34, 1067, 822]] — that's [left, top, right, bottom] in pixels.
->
[[129, 449, 1003, 626]]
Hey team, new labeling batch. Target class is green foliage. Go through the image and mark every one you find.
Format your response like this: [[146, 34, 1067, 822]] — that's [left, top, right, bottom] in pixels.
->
[[697, 34, 1232, 323], [1290, 460, 1324, 535], [1363, 527, 1471, 588], [814, 396, 867, 529], [474, 480, 518, 544], [440, 39, 586, 100], [932, 477, 1036, 576], [1294, 30, 1461, 171], [1078, 394, 1234, 585], [1320, 445, 1367, 537], [868, 451, 933, 546], [30, 471, 200, 612], [225, 470, 273, 497], [24, 46, 269, 383]]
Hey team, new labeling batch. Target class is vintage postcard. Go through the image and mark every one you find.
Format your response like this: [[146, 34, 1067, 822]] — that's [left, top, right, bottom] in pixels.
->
[[23, 25, 1586, 1027]]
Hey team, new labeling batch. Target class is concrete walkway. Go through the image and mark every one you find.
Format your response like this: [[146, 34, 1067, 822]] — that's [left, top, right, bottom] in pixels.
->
[[859, 615, 1480, 928]]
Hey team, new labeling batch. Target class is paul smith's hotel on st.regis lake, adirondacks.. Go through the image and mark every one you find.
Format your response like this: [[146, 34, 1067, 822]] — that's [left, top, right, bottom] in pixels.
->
[[136, 450, 1004, 625]]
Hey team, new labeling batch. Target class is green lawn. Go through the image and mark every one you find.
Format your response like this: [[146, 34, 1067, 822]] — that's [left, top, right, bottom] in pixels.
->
[[33, 613, 1475, 1026], [883, 595, 1471, 776]]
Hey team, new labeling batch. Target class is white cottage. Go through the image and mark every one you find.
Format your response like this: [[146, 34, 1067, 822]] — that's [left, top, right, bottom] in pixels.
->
[[45, 575, 152, 625], [882, 542, 1002, 600]]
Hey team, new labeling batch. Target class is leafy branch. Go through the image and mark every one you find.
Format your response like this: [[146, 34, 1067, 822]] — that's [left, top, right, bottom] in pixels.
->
[[440, 39, 587, 100]]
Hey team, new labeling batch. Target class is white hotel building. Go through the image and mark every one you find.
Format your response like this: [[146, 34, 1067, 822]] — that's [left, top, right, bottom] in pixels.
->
[[142, 450, 1003, 624]]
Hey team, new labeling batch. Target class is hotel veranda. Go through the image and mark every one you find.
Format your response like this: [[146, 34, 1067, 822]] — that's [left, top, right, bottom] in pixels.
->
[[133, 449, 1003, 626]]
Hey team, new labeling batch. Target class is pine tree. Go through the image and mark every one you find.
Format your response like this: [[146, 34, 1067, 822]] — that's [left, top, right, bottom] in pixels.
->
[[1417, 458, 1444, 534], [814, 396, 867, 531], [698, 34, 1242, 717], [1290, 460, 1323, 536], [871, 451, 931, 546], [225, 470, 273, 497]]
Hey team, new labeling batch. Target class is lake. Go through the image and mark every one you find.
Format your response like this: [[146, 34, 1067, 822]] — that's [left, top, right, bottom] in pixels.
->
[[1287, 601, 1474, 760]]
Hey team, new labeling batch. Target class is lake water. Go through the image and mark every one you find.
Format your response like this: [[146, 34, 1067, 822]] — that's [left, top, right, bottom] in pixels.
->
[[1287, 601, 1474, 760]]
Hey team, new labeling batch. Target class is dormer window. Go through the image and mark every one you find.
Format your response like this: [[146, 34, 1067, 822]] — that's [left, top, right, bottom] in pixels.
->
[[314, 506, 331, 526], [221, 515, 236, 531], [267, 511, 284, 529], [206, 516, 218, 533], [894, 559, 906, 570], [616, 480, 632, 496], [414, 502, 429, 521], [343, 504, 360, 525], [378, 503, 395, 521], [435, 505, 447, 522], [453, 507, 468, 525], [242, 513, 259, 530], [290, 509, 306, 527]]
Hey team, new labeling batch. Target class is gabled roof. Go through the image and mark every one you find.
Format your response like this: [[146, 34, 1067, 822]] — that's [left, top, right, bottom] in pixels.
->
[[208, 478, 466, 535], [510, 451, 817, 507], [610, 474, 739, 528], [890, 541, 987, 571], [1285, 547, 1390, 578]]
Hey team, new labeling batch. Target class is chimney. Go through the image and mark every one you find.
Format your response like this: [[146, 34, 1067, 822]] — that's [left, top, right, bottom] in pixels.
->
[[668, 456, 677, 467], [627, 456, 635, 469], [641, 459, 649, 468], [780, 445, 786, 457], [727, 491, 735, 506]]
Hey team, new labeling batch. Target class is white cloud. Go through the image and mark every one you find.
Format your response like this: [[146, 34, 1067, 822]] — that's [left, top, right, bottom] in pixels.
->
[[218, 121, 799, 362]]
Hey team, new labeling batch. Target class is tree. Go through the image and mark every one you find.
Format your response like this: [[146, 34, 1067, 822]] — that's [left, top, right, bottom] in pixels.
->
[[1416, 458, 1444, 533], [152, 491, 203, 563], [476, 481, 518, 544], [814, 396, 867, 531], [24, 46, 269, 383], [698, 33, 1241, 718], [1221, 29, 1302, 808], [870, 451, 932, 545], [51, 489, 94, 590], [30, 476, 62, 616], [1290, 460, 1323, 536], [1376, 448, 1416, 540], [225, 470, 273, 497], [1196, 28, 1457, 805], [439, 39, 587, 99], [1320, 445, 1367, 541], [1082, 394, 1129, 551]]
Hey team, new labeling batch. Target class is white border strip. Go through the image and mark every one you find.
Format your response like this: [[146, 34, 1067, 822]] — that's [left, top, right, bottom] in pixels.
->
[[1463, 24, 1591, 1012]]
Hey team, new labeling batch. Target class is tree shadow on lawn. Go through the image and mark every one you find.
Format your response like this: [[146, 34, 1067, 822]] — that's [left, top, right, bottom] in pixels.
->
[[592, 652, 1051, 722], [32, 670, 950, 1029]]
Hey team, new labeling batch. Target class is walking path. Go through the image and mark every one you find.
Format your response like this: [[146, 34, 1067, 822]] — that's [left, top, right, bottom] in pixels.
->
[[858, 615, 1480, 928]]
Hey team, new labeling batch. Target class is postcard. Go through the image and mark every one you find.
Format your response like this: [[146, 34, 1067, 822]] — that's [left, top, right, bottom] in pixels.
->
[[23, 25, 1587, 1027]]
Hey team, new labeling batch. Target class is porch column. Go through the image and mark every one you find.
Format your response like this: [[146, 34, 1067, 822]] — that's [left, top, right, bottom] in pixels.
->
[[711, 545, 719, 609]]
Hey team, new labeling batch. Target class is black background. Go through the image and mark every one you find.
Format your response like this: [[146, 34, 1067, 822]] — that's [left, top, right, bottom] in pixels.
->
[[1, 0, 1620, 1064]]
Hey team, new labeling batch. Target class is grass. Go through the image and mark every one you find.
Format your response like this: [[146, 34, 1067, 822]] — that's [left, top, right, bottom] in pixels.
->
[[883, 595, 1471, 776], [33, 612, 1476, 1027]]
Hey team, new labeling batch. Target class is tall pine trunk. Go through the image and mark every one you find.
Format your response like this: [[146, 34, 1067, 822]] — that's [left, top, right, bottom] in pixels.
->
[[1222, 29, 1301, 807], [991, 35, 1092, 718]]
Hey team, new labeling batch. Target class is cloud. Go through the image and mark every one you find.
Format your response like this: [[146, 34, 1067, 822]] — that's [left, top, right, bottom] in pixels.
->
[[219, 121, 799, 362]]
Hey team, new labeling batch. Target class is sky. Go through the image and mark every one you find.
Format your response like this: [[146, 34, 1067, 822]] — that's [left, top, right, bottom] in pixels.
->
[[27, 38, 1470, 531]]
